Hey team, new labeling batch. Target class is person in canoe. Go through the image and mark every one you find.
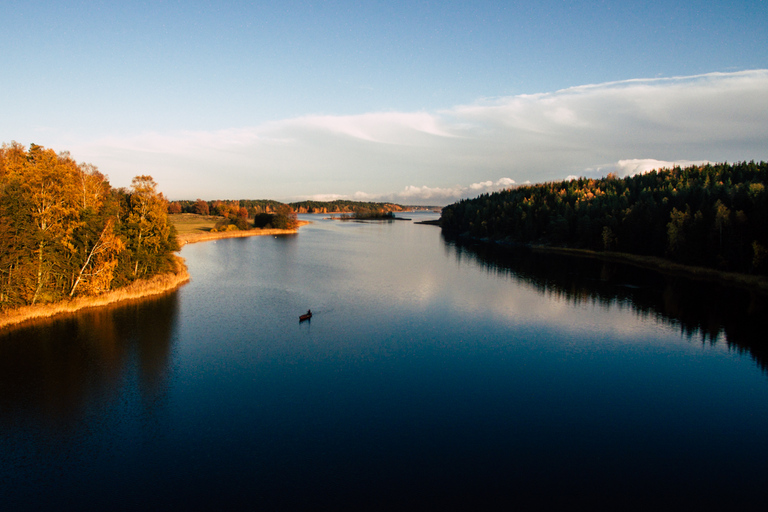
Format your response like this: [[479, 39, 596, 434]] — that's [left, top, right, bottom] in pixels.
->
[[300, 309, 312, 321]]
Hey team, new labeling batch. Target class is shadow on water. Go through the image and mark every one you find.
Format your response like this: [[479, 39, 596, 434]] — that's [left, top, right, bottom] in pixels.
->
[[445, 236, 768, 372], [0, 293, 179, 431]]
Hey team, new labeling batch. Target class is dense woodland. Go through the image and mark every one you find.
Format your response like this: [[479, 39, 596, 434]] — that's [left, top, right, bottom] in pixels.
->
[[441, 162, 768, 275], [0, 142, 179, 310]]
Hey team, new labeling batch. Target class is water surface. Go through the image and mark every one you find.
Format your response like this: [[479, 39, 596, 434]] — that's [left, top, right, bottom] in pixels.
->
[[2, 213, 767, 509]]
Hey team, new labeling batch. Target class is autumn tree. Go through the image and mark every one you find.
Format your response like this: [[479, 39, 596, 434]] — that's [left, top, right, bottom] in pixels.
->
[[67, 165, 124, 297], [193, 198, 209, 215], [1, 143, 183, 309], [117, 175, 179, 281], [252, 204, 297, 229], [19, 144, 83, 303]]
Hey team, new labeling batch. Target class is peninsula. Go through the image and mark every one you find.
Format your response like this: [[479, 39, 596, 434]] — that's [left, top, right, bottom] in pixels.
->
[[171, 213, 309, 245], [0, 143, 309, 330]]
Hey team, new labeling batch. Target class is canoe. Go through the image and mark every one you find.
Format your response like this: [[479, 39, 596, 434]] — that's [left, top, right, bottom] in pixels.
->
[[299, 312, 312, 322]]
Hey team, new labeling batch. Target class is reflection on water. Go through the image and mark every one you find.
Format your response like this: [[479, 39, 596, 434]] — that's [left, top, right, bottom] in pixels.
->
[[0, 293, 178, 430], [2, 217, 768, 510], [446, 238, 768, 371]]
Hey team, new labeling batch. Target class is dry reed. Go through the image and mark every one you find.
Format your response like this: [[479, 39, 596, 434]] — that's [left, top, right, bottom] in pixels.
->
[[0, 256, 190, 330]]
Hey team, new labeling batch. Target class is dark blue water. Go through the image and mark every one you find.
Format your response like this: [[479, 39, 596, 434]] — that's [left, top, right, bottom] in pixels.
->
[[2, 213, 767, 510]]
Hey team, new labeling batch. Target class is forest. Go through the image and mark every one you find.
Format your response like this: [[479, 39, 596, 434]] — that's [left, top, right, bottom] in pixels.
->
[[0, 142, 179, 310], [440, 162, 768, 275], [168, 198, 285, 217]]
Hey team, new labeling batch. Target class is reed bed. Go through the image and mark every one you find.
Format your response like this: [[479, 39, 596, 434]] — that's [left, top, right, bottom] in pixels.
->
[[0, 256, 190, 330]]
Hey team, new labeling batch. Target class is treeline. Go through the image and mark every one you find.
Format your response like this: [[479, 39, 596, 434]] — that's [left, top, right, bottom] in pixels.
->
[[440, 162, 768, 275], [168, 199, 298, 231], [0, 142, 179, 310], [169, 198, 404, 230], [168, 198, 284, 217], [170, 198, 406, 217], [288, 200, 405, 215]]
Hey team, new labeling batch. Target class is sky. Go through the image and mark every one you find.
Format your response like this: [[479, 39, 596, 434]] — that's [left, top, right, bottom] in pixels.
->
[[2, 1, 767, 205]]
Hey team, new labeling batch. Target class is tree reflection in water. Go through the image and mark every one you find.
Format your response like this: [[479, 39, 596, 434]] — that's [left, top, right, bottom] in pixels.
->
[[445, 238, 768, 372], [0, 293, 178, 430]]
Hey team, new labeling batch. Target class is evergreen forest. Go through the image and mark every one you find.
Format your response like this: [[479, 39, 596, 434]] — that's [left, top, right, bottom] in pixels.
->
[[440, 162, 768, 275], [0, 142, 179, 310]]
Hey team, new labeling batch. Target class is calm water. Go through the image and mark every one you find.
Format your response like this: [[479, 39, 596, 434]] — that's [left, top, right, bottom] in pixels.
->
[[2, 213, 767, 510]]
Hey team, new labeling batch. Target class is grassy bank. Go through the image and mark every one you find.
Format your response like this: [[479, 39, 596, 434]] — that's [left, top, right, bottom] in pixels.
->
[[0, 256, 190, 330], [171, 213, 309, 245]]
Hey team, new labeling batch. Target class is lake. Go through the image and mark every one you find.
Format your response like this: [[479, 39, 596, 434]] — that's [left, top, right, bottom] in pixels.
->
[[2, 212, 767, 510]]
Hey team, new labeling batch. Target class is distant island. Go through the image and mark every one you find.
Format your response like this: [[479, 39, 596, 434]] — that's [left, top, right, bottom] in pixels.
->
[[330, 211, 401, 220], [440, 162, 768, 292]]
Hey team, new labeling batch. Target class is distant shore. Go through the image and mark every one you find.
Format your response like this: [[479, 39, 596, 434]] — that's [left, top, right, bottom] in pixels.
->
[[177, 220, 310, 245], [0, 219, 311, 331]]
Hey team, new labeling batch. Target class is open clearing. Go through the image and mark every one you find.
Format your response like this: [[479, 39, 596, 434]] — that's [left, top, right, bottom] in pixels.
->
[[170, 213, 308, 245]]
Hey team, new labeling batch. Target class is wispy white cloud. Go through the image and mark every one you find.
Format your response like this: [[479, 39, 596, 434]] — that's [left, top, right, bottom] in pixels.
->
[[295, 178, 517, 205], [281, 112, 456, 143], [612, 159, 710, 177], [393, 178, 517, 203], [572, 159, 712, 180], [68, 70, 768, 203]]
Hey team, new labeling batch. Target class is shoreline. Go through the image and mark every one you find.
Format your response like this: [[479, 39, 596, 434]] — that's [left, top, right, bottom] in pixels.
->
[[531, 245, 768, 295], [1, 221, 311, 331], [0, 256, 190, 331], [177, 220, 310, 245]]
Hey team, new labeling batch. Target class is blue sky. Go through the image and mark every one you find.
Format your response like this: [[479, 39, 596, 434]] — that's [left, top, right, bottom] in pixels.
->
[[2, 1, 767, 204]]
